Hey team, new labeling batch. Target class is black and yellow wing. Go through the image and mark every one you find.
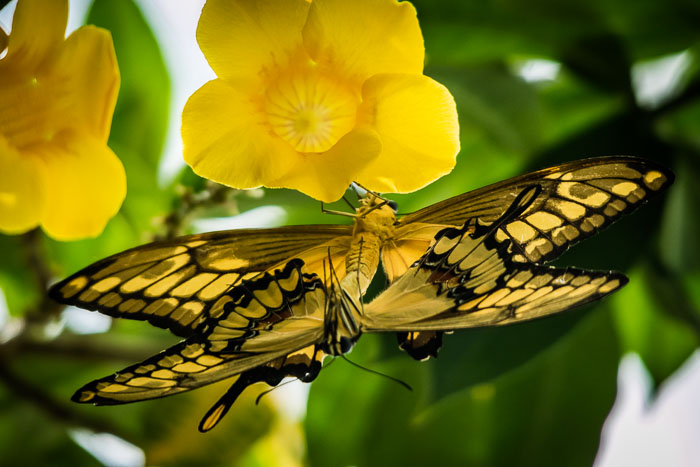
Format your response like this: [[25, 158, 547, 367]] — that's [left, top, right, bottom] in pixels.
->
[[384, 157, 671, 357], [70, 259, 329, 432], [365, 186, 627, 343], [49, 225, 351, 337], [383, 157, 673, 283]]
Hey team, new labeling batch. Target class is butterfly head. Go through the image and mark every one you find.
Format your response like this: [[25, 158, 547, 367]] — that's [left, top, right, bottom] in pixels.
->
[[354, 193, 397, 233]]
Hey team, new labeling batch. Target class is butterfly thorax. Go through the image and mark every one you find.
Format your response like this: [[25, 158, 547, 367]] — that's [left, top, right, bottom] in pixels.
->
[[346, 195, 397, 293]]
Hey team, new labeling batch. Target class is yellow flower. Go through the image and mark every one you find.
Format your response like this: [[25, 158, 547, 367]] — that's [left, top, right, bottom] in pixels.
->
[[0, 0, 124, 240], [183, 0, 459, 202]]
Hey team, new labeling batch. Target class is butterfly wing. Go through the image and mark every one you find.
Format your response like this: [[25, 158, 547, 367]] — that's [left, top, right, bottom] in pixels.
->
[[72, 259, 328, 420], [198, 344, 327, 432], [383, 157, 673, 284], [49, 225, 351, 337], [364, 186, 627, 334], [384, 157, 670, 356]]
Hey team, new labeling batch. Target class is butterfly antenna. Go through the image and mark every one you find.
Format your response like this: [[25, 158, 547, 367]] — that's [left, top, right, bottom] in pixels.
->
[[255, 378, 299, 405], [359, 198, 393, 218], [356, 238, 365, 315], [328, 247, 342, 288], [341, 355, 412, 391]]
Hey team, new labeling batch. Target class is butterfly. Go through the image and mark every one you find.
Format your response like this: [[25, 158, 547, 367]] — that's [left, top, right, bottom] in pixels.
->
[[49, 156, 673, 432]]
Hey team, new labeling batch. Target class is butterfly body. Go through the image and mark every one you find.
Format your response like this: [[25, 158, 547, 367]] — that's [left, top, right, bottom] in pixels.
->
[[48, 157, 673, 431]]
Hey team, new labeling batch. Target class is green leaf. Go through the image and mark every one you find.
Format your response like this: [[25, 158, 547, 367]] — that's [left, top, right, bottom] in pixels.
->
[[87, 0, 172, 235], [414, 0, 608, 65], [306, 309, 619, 467], [0, 234, 40, 316], [611, 266, 699, 386], [658, 156, 700, 273], [429, 64, 543, 154]]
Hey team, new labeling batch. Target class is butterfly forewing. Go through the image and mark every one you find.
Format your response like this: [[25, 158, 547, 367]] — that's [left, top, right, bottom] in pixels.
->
[[49, 225, 351, 337], [397, 157, 673, 264]]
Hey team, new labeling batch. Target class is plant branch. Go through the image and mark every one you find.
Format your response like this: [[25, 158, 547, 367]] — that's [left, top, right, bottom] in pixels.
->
[[21, 229, 62, 321], [0, 358, 139, 444], [156, 181, 243, 240]]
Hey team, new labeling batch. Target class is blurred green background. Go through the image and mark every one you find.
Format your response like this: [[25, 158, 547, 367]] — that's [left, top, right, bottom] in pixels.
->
[[1, 0, 699, 465]]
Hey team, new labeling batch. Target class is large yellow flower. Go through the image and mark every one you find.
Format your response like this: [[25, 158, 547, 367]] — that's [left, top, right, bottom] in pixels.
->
[[183, 0, 459, 202], [0, 0, 124, 240]]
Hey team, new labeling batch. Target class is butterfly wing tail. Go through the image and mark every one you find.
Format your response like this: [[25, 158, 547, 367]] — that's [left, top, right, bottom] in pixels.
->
[[199, 344, 326, 432]]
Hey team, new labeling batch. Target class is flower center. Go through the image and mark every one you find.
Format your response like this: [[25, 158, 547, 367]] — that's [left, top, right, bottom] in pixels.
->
[[264, 69, 358, 153]]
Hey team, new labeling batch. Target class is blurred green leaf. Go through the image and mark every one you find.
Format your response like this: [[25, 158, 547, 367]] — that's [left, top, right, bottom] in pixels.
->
[[87, 0, 171, 232], [0, 398, 99, 466], [416, 0, 700, 65], [0, 235, 40, 316], [611, 266, 699, 386], [536, 71, 624, 147], [557, 34, 633, 94], [426, 308, 587, 399], [659, 157, 700, 272], [415, 0, 608, 65], [429, 64, 543, 153], [306, 308, 619, 467], [142, 382, 276, 466]]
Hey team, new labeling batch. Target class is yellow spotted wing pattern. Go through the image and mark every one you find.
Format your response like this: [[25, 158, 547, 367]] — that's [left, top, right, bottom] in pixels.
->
[[71, 260, 327, 417], [398, 157, 673, 264], [49, 226, 351, 337], [364, 186, 627, 332]]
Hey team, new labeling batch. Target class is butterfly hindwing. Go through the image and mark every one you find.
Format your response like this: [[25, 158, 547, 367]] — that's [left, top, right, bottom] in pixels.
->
[[199, 344, 326, 432], [49, 226, 351, 337]]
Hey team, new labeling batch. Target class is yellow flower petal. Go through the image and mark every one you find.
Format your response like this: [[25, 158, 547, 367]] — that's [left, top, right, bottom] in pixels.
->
[[5, 0, 68, 69], [182, 79, 300, 189], [197, 0, 311, 85], [37, 132, 126, 241], [303, 0, 424, 82], [55, 26, 120, 141], [0, 27, 118, 150], [268, 127, 382, 202], [0, 136, 45, 235], [356, 73, 460, 193]]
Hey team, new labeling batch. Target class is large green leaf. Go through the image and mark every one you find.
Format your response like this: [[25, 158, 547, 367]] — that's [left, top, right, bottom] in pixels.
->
[[0, 234, 40, 316], [306, 308, 619, 467], [87, 0, 172, 231], [611, 266, 699, 387]]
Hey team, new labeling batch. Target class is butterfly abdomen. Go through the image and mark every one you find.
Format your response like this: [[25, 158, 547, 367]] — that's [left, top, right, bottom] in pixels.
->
[[321, 284, 362, 355]]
